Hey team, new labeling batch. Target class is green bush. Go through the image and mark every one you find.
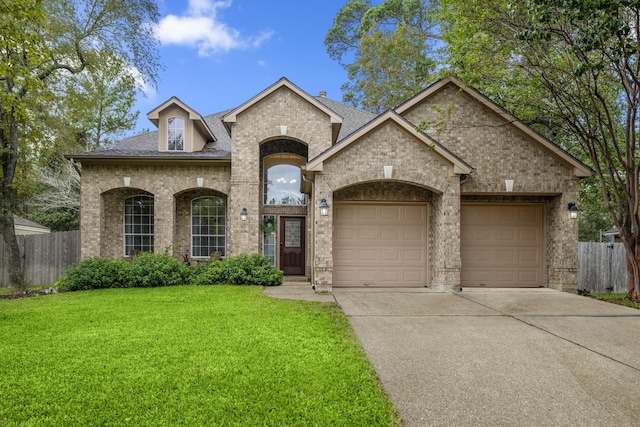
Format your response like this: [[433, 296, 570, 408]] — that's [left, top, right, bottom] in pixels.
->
[[60, 253, 282, 291], [194, 254, 283, 286], [60, 253, 190, 291], [60, 257, 126, 291], [122, 252, 191, 288]]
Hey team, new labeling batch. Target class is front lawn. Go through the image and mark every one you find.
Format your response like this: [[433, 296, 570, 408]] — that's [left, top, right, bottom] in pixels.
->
[[0, 286, 399, 426]]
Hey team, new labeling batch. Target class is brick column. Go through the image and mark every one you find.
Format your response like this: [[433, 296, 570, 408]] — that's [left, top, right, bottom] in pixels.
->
[[430, 179, 462, 291], [80, 184, 101, 258], [154, 191, 175, 254], [228, 181, 260, 255], [547, 181, 580, 292], [312, 178, 333, 293]]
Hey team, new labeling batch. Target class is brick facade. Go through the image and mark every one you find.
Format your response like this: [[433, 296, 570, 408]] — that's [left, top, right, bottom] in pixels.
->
[[75, 77, 587, 293]]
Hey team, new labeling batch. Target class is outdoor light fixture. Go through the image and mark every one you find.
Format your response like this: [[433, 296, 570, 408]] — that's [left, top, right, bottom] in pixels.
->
[[319, 199, 330, 216], [240, 208, 248, 221], [505, 179, 514, 192], [568, 203, 579, 219], [123, 177, 131, 187]]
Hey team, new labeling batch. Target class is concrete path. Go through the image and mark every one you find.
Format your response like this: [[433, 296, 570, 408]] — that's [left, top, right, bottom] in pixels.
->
[[266, 284, 640, 426]]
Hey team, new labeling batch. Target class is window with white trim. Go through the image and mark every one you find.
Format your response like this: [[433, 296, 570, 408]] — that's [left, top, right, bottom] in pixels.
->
[[168, 116, 184, 151], [192, 197, 226, 257], [124, 196, 154, 256]]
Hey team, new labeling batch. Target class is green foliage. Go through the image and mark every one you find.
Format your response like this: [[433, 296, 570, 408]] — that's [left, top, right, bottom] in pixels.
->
[[0, 0, 161, 288], [60, 253, 191, 291], [0, 286, 399, 425], [325, 0, 440, 112], [60, 253, 283, 291], [120, 252, 191, 288], [59, 257, 128, 291], [193, 254, 284, 286]]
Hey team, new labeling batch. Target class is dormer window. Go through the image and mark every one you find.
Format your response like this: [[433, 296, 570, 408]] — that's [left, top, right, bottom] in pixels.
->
[[167, 117, 184, 151]]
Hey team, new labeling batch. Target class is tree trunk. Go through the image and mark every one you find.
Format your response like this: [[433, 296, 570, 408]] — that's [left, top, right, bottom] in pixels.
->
[[0, 110, 23, 289], [628, 245, 640, 302]]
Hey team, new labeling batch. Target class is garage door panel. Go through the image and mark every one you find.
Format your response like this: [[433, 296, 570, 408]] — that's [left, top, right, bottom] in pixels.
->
[[462, 205, 544, 288], [380, 248, 400, 261], [334, 203, 428, 287]]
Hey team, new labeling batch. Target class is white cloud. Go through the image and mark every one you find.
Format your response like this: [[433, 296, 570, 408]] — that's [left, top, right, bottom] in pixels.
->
[[157, 0, 272, 56]]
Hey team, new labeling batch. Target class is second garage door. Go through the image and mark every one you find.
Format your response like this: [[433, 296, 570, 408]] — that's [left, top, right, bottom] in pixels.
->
[[461, 204, 544, 287], [333, 203, 428, 287]]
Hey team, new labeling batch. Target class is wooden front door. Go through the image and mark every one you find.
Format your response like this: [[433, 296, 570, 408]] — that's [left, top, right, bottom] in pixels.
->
[[280, 217, 305, 275]]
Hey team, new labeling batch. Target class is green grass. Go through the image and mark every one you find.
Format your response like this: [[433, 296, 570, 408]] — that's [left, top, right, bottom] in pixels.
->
[[0, 286, 399, 426], [589, 292, 640, 309]]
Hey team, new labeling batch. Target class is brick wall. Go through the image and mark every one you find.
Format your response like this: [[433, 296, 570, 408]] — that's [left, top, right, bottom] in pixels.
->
[[80, 163, 230, 258]]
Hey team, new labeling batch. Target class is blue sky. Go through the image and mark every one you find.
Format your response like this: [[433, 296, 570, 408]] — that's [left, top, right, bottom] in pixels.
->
[[130, 0, 353, 135]]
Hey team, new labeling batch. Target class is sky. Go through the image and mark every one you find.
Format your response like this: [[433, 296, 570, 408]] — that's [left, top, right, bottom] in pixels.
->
[[130, 0, 354, 135]]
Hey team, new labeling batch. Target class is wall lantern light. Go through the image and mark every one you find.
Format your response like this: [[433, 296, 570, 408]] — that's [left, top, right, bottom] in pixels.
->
[[568, 203, 579, 219], [505, 179, 514, 192], [240, 208, 248, 221], [123, 177, 131, 187], [319, 199, 330, 217]]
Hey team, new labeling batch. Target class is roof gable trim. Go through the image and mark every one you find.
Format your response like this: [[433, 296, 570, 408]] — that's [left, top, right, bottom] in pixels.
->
[[147, 96, 216, 142], [395, 76, 592, 178], [306, 110, 472, 175], [222, 77, 343, 125]]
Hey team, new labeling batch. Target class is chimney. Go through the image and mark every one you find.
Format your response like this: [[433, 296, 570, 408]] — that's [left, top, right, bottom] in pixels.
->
[[319, 90, 327, 98]]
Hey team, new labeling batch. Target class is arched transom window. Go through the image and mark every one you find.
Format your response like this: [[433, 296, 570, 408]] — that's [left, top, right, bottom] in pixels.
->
[[264, 154, 306, 205], [124, 195, 154, 256], [167, 116, 184, 151], [192, 197, 226, 257]]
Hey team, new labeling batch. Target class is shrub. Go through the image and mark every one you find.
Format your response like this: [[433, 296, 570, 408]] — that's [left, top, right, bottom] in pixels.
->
[[60, 253, 282, 291], [121, 252, 191, 288], [194, 254, 283, 286], [60, 257, 126, 291], [60, 253, 191, 291]]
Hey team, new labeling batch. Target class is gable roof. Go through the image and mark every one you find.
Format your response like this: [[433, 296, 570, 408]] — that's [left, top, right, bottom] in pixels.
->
[[222, 77, 344, 143], [395, 76, 593, 178], [305, 110, 472, 176], [13, 215, 50, 235], [147, 96, 216, 142]]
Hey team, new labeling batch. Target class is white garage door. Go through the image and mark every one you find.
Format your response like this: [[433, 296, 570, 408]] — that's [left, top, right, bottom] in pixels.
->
[[461, 204, 544, 287], [333, 203, 428, 287]]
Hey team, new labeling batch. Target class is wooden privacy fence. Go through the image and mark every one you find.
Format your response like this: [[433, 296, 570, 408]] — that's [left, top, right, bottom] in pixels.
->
[[1, 230, 80, 286], [578, 242, 627, 293]]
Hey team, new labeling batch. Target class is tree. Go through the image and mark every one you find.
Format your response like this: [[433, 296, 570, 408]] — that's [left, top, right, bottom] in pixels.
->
[[0, 0, 160, 288], [57, 50, 139, 152], [325, 0, 442, 112], [440, 0, 640, 300]]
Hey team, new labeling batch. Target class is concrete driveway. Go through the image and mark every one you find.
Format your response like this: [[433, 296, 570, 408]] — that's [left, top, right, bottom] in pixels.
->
[[332, 288, 640, 427]]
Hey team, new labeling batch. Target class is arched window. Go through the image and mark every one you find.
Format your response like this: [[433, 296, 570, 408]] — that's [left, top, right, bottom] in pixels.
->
[[192, 197, 226, 257], [264, 155, 306, 205], [167, 117, 184, 151], [124, 196, 154, 256]]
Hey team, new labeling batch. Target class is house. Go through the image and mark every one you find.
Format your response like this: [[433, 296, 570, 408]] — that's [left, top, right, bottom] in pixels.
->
[[68, 76, 591, 293], [13, 215, 50, 235]]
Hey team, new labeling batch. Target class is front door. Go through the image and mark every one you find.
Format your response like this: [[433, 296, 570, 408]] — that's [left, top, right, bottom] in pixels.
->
[[280, 217, 305, 275]]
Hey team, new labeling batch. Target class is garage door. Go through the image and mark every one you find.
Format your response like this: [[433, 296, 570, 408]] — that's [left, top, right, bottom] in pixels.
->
[[333, 203, 428, 287], [461, 204, 544, 287]]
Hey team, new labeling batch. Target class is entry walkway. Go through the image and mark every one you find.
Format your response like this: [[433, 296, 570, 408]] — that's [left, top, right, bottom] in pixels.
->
[[266, 285, 640, 426]]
